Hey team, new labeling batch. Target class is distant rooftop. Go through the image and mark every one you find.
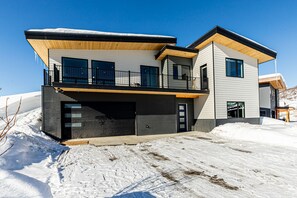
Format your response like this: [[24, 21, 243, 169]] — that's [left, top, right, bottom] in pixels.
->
[[259, 73, 287, 90]]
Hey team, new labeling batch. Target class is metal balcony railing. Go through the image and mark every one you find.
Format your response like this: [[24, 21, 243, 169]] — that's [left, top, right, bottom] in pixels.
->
[[44, 65, 208, 91]]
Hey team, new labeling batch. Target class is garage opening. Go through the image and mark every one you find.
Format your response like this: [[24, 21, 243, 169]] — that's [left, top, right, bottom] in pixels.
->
[[62, 102, 136, 139]]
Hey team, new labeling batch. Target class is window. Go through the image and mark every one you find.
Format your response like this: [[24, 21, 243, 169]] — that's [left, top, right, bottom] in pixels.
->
[[226, 58, 243, 78], [227, 102, 245, 118], [62, 57, 88, 84], [92, 60, 115, 85], [173, 64, 190, 80]]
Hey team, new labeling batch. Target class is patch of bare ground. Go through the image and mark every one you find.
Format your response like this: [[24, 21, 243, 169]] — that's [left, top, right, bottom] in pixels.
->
[[151, 164, 158, 168], [230, 147, 252, 153], [109, 155, 118, 161], [184, 169, 239, 191], [148, 152, 170, 161], [160, 171, 179, 183], [210, 140, 226, 144], [195, 136, 212, 141], [184, 170, 207, 176], [209, 175, 239, 190]]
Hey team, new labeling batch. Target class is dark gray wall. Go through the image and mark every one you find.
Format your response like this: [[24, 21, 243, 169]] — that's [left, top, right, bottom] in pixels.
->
[[193, 119, 216, 132], [42, 86, 177, 139], [216, 118, 260, 126]]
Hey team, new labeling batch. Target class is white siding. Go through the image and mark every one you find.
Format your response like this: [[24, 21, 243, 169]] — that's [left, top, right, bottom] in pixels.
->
[[193, 43, 215, 119], [213, 42, 260, 119], [49, 49, 161, 85]]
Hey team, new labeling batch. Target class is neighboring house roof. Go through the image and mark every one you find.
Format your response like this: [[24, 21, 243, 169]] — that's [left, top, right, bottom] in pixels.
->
[[187, 26, 277, 64], [259, 73, 287, 90], [155, 45, 198, 60], [25, 28, 177, 66]]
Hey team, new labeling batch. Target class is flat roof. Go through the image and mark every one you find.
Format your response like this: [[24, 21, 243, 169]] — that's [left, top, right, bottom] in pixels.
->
[[25, 28, 177, 66], [187, 26, 277, 63], [259, 73, 287, 90], [25, 28, 177, 43]]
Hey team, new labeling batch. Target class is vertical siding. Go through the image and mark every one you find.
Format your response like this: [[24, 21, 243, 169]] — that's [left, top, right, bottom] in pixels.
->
[[214, 42, 260, 119], [193, 43, 215, 119]]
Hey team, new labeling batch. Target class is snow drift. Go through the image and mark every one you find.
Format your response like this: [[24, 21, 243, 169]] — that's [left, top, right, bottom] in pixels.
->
[[0, 92, 65, 197], [211, 117, 297, 148]]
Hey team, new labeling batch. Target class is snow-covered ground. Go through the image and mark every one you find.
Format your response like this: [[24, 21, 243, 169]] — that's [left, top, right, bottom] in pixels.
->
[[1, 92, 297, 197]]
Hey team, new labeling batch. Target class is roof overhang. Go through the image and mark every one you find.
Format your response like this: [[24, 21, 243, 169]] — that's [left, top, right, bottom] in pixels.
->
[[259, 74, 286, 90], [188, 26, 277, 64], [25, 29, 177, 66], [155, 45, 198, 60]]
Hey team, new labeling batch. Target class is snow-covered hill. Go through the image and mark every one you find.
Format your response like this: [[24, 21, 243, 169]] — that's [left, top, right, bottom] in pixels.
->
[[0, 92, 297, 197], [280, 86, 297, 121]]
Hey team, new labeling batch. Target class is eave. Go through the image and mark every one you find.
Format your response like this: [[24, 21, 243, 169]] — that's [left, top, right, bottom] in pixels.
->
[[155, 45, 198, 60], [259, 75, 286, 90], [188, 26, 277, 64], [25, 30, 177, 66]]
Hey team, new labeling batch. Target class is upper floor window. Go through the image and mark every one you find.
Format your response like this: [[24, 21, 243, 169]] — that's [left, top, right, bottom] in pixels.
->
[[226, 58, 244, 78], [173, 64, 190, 80], [62, 57, 88, 84], [227, 101, 245, 118]]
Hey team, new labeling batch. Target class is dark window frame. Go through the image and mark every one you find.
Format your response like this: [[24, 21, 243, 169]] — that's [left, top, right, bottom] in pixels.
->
[[172, 64, 191, 80], [225, 58, 244, 78], [227, 101, 245, 118], [61, 57, 89, 84]]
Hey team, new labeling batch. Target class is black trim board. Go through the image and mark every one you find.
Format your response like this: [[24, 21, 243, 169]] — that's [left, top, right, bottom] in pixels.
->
[[187, 26, 277, 58], [155, 45, 198, 59], [25, 30, 177, 44]]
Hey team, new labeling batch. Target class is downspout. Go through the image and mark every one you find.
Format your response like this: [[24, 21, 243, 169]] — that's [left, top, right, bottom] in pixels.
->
[[212, 42, 217, 128], [257, 59, 261, 123]]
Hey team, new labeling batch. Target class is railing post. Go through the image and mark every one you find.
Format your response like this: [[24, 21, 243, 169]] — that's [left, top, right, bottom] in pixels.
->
[[161, 73, 164, 88], [128, 71, 131, 87], [43, 69, 47, 85], [186, 76, 189, 90]]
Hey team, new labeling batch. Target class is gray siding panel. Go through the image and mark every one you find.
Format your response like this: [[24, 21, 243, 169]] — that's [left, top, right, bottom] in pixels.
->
[[193, 119, 216, 132], [216, 118, 260, 126]]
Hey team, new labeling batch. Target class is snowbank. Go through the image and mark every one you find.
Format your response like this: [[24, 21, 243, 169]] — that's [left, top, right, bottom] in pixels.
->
[[0, 92, 65, 197], [0, 169, 52, 198], [211, 117, 297, 148]]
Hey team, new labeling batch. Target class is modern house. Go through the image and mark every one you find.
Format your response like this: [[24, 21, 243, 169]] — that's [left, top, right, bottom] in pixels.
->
[[25, 26, 277, 140], [259, 73, 292, 121]]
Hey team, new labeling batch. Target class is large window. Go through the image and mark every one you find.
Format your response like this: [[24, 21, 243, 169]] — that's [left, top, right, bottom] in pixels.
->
[[92, 60, 115, 85], [226, 58, 244, 78], [173, 64, 190, 80], [62, 57, 88, 84], [227, 101, 245, 118]]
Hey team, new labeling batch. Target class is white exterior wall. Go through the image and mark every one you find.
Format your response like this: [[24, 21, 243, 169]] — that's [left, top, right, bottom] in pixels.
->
[[193, 43, 215, 119], [49, 49, 161, 85], [213, 42, 260, 119]]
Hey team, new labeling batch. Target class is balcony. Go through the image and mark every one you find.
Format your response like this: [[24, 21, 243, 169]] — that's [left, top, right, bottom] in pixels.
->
[[44, 65, 209, 98]]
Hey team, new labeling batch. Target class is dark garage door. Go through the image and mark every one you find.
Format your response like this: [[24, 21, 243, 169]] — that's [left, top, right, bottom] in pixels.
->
[[62, 102, 136, 139]]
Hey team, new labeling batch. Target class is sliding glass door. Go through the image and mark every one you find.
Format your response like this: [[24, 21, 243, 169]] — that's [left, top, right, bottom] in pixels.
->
[[92, 60, 115, 86], [140, 66, 159, 88]]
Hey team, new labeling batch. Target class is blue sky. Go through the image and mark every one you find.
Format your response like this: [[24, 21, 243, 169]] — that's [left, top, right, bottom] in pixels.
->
[[0, 0, 296, 96]]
